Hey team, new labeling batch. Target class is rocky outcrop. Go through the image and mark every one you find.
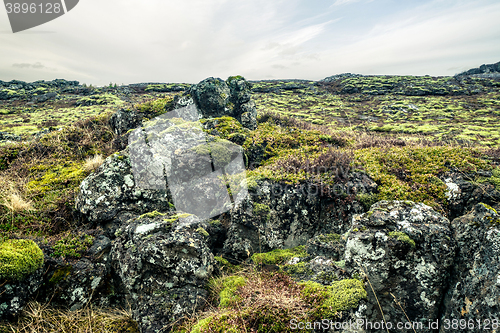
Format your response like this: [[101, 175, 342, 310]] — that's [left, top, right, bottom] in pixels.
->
[[442, 171, 500, 220], [440, 203, 500, 332], [189, 76, 257, 129], [75, 150, 172, 225], [111, 212, 214, 333], [109, 108, 142, 136], [345, 201, 455, 332], [222, 173, 377, 262], [457, 61, 500, 76], [0, 268, 43, 319]]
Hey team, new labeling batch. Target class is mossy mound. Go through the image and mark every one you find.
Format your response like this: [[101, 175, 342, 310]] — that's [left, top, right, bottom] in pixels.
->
[[0, 239, 44, 281], [251, 245, 307, 265]]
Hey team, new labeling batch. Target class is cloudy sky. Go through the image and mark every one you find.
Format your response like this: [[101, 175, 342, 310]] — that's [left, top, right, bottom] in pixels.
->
[[1, 0, 499, 86]]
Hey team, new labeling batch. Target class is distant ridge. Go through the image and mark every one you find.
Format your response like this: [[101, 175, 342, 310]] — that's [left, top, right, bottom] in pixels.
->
[[456, 61, 500, 77]]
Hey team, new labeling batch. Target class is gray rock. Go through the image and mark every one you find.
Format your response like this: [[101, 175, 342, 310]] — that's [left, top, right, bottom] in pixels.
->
[[442, 172, 500, 220], [0, 131, 21, 142], [344, 200, 455, 331], [440, 203, 500, 331], [222, 173, 374, 262], [109, 108, 142, 136], [111, 213, 214, 333], [75, 150, 172, 224], [190, 77, 232, 118], [0, 268, 43, 319], [32, 92, 57, 103], [306, 233, 345, 260]]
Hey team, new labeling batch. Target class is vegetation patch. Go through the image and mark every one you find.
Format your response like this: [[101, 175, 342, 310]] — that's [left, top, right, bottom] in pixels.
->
[[388, 231, 416, 248], [251, 246, 307, 265], [0, 239, 44, 281], [51, 232, 94, 258]]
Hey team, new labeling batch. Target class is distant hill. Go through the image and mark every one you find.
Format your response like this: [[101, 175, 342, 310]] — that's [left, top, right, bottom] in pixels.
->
[[457, 61, 500, 77]]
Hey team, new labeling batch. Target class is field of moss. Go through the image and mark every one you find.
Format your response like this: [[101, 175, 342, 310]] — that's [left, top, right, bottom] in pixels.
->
[[0, 75, 499, 332]]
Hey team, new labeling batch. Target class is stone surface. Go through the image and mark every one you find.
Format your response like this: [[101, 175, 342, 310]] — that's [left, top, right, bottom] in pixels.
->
[[0, 268, 43, 320], [440, 203, 500, 332], [75, 149, 172, 224], [344, 200, 455, 331], [109, 108, 142, 136], [222, 173, 376, 262], [111, 213, 214, 333]]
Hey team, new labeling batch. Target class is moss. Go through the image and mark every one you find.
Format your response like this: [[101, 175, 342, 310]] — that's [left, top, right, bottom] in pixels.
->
[[214, 256, 239, 273], [136, 96, 175, 117], [191, 139, 236, 169], [356, 192, 379, 211], [479, 203, 498, 214], [48, 265, 72, 285], [219, 276, 247, 308], [284, 261, 313, 276], [51, 233, 94, 258], [139, 211, 166, 219], [27, 162, 86, 194], [317, 233, 341, 244], [388, 231, 416, 248], [189, 313, 239, 333], [196, 227, 209, 237], [163, 213, 192, 223], [300, 279, 367, 319], [251, 246, 307, 265], [0, 239, 44, 281]]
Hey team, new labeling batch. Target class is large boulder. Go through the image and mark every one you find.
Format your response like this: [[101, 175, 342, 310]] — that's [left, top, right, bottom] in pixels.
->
[[189, 76, 257, 130], [111, 212, 215, 333], [442, 171, 500, 220], [75, 150, 172, 225], [222, 172, 376, 262], [0, 239, 44, 319], [344, 201, 455, 331], [440, 203, 500, 332]]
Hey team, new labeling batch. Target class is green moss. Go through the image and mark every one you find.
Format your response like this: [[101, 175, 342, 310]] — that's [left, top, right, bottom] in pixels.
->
[[48, 265, 72, 285], [317, 233, 341, 244], [356, 193, 379, 211], [139, 211, 166, 219], [219, 276, 247, 308], [0, 239, 44, 281], [284, 261, 313, 276], [196, 227, 209, 237], [300, 279, 367, 319], [388, 231, 416, 248], [214, 256, 239, 273], [191, 139, 235, 169], [136, 96, 174, 117], [51, 233, 94, 258], [251, 246, 307, 265], [27, 162, 86, 194], [163, 213, 192, 223], [479, 203, 498, 214], [189, 313, 239, 333]]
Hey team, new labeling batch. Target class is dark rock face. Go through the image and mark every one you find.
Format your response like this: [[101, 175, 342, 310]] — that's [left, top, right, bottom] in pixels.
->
[[440, 203, 500, 332], [345, 201, 455, 331], [190, 77, 233, 118], [75, 150, 172, 224], [306, 233, 345, 261], [111, 213, 214, 333], [458, 61, 500, 76], [0, 268, 43, 320], [32, 92, 57, 103], [190, 77, 257, 129], [222, 173, 376, 262], [109, 108, 142, 136], [442, 172, 500, 220], [0, 131, 22, 142]]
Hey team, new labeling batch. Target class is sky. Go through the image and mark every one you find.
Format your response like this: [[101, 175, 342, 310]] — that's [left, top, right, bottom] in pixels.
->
[[0, 0, 499, 86]]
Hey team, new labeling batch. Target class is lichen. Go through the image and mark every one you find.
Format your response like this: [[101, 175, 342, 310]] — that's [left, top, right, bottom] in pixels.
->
[[0, 239, 44, 281]]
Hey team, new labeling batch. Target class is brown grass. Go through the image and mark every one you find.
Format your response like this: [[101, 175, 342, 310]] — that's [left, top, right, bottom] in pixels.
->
[[83, 155, 104, 172], [0, 302, 138, 333], [1, 193, 33, 213]]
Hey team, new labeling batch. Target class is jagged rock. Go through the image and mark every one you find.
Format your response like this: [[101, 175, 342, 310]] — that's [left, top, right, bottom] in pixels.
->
[[111, 213, 215, 333], [109, 108, 142, 136], [189, 76, 257, 129], [345, 200, 455, 331], [457, 61, 500, 76], [32, 92, 57, 103], [306, 233, 346, 260], [38, 257, 110, 310], [0, 131, 21, 142], [0, 268, 43, 319], [442, 172, 500, 220], [75, 150, 172, 224], [190, 77, 232, 118], [222, 173, 376, 262], [440, 203, 500, 331]]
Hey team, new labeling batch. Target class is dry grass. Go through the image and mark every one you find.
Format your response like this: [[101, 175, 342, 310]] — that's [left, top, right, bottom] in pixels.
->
[[1, 193, 33, 213], [83, 155, 104, 173], [0, 302, 139, 333]]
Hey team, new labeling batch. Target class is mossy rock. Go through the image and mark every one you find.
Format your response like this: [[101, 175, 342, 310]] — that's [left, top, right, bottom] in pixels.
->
[[251, 246, 307, 265], [0, 239, 44, 281]]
